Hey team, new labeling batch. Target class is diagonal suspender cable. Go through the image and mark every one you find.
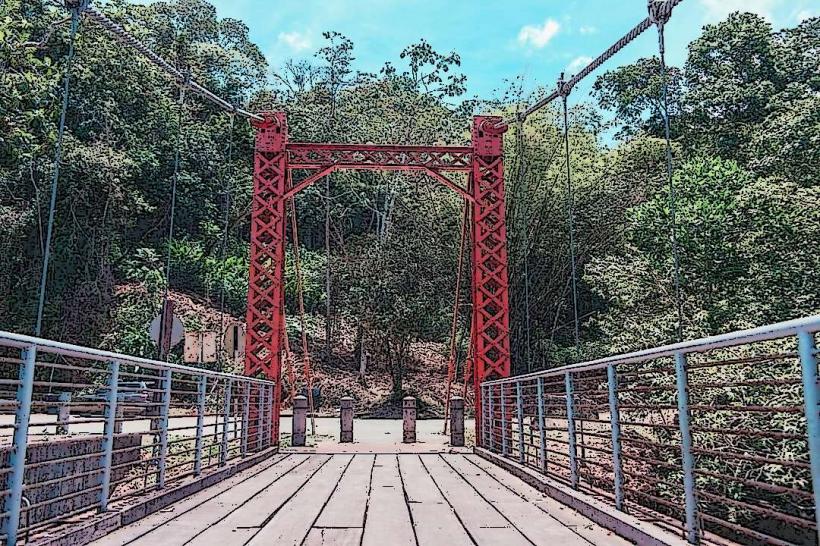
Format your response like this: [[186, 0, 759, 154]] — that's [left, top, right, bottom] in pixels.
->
[[443, 202, 469, 434], [282, 305, 297, 405], [650, 1, 685, 341], [518, 120, 533, 372], [288, 195, 317, 435], [163, 83, 186, 307], [34, 7, 81, 336], [560, 83, 582, 352], [81, 5, 262, 122]]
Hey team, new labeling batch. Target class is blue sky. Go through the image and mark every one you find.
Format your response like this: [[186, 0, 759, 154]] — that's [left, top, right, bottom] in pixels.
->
[[204, 0, 815, 102]]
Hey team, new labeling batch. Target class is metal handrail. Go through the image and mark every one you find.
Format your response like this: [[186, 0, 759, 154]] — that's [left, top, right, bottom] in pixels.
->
[[0, 332, 275, 546], [0, 330, 273, 384], [484, 314, 820, 385], [480, 315, 820, 545]]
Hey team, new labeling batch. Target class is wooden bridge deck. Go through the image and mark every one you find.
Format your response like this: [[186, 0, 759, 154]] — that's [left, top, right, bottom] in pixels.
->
[[90, 453, 628, 546]]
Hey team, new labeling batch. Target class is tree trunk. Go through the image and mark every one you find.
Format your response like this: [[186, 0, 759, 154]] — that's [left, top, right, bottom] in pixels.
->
[[355, 322, 366, 377]]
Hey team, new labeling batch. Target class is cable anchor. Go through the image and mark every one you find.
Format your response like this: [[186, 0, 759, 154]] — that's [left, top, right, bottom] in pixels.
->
[[648, 0, 672, 27], [557, 72, 571, 98]]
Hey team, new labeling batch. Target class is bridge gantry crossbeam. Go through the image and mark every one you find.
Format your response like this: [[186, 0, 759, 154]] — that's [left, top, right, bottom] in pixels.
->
[[244, 112, 512, 445]]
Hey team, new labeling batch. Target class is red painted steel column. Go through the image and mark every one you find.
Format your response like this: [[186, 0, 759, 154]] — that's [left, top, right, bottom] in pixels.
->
[[245, 112, 288, 446], [470, 116, 512, 447]]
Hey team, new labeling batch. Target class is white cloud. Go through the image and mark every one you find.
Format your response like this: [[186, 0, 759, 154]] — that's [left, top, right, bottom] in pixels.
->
[[579, 25, 597, 35], [699, 0, 780, 22], [567, 56, 593, 74], [277, 31, 312, 52], [796, 9, 815, 22], [517, 19, 561, 48]]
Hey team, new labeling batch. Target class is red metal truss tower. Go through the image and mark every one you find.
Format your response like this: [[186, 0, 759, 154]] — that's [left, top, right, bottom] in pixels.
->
[[245, 112, 511, 445]]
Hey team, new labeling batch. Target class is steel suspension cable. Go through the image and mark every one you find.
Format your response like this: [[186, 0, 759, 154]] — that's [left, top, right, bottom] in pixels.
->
[[651, 1, 685, 341], [560, 84, 582, 352], [288, 195, 317, 435], [34, 7, 82, 336], [282, 293, 297, 405], [80, 5, 262, 121], [443, 201, 469, 434], [516, 0, 685, 124]]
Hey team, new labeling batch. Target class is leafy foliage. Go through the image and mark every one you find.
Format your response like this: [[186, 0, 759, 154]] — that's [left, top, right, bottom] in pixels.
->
[[0, 2, 816, 400]]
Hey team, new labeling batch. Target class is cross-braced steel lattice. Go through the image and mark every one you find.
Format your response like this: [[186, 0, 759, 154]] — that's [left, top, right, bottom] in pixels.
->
[[245, 112, 511, 445]]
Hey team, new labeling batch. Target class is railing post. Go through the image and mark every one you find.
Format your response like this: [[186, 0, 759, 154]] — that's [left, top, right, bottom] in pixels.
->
[[262, 384, 269, 449], [265, 385, 278, 447], [257, 385, 265, 450], [797, 331, 820, 535], [607, 364, 625, 511], [193, 375, 206, 475], [501, 384, 508, 455], [4, 345, 37, 546], [220, 379, 232, 466], [565, 371, 578, 489], [516, 381, 525, 464], [157, 368, 172, 489], [480, 384, 487, 447], [241, 381, 250, 457], [675, 352, 699, 544], [536, 377, 546, 472], [488, 384, 495, 451], [100, 360, 120, 512]]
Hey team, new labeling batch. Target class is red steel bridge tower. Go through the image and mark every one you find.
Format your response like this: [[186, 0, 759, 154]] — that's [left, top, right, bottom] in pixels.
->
[[244, 112, 511, 444]]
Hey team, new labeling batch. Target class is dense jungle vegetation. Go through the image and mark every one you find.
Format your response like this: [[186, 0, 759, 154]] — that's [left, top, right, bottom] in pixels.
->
[[1, 0, 818, 390]]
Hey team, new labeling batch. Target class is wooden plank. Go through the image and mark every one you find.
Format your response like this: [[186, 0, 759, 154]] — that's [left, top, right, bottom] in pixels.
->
[[303, 527, 363, 545], [90, 454, 293, 546], [443, 453, 590, 545], [361, 455, 415, 546], [464, 454, 631, 546], [315, 454, 374, 528], [397, 454, 473, 546], [247, 454, 354, 545], [419, 454, 530, 546], [189, 454, 331, 544]]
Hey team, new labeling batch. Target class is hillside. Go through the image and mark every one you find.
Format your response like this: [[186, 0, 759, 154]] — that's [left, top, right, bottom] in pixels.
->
[[120, 285, 459, 418]]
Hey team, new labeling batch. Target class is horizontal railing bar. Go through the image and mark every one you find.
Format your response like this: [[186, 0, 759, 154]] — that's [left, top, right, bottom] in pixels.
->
[[690, 447, 810, 469], [624, 489, 686, 514], [0, 330, 274, 385], [698, 512, 797, 546], [697, 490, 816, 529], [693, 468, 813, 498], [484, 315, 820, 386]]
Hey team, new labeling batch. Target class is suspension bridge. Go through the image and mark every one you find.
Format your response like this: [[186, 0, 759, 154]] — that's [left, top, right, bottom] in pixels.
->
[[1, 1, 818, 545]]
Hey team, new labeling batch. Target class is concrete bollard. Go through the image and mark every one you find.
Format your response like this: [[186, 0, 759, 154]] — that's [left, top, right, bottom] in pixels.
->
[[450, 396, 465, 447], [292, 395, 307, 447], [56, 392, 71, 435], [403, 396, 416, 443], [340, 397, 354, 443]]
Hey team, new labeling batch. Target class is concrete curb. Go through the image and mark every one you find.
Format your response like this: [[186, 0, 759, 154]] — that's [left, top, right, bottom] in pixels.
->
[[474, 447, 689, 546], [34, 447, 279, 546]]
